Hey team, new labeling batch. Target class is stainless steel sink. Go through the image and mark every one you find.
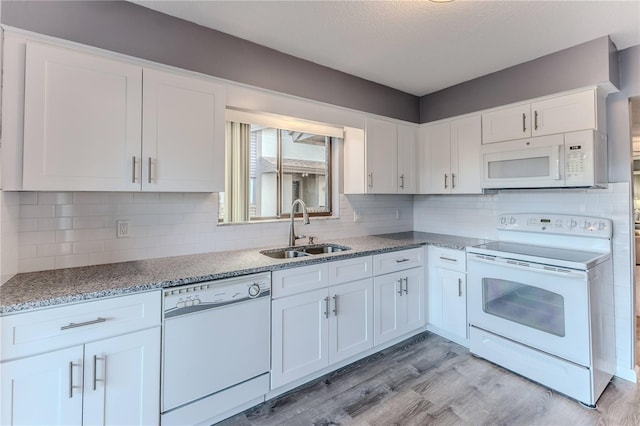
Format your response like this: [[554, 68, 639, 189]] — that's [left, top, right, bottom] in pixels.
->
[[260, 243, 350, 259], [260, 249, 312, 259], [299, 244, 350, 255]]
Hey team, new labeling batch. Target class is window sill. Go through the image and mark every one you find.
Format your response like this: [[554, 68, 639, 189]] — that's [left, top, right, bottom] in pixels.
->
[[218, 215, 339, 226]]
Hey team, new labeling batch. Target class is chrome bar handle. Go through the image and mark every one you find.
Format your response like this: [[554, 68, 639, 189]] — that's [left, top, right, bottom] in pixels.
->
[[522, 113, 526, 132], [92, 355, 104, 391], [399, 174, 405, 189], [69, 361, 74, 398], [148, 157, 152, 184], [395, 258, 410, 263], [60, 317, 106, 330], [332, 295, 338, 316], [397, 279, 403, 296], [534, 110, 539, 130], [451, 173, 456, 189], [367, 172, 373, 188], [458, 278, 463, 297], [132, 156, 136, 183], [403, 277, 408, 294], [68, 362, 80, 398], [324, 296, 330, 319], [439, 256, 457, 262], [444, 173, 448, 189]]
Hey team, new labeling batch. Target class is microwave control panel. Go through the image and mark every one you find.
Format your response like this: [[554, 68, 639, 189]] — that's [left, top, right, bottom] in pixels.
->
[[564, 130, 597, 186]]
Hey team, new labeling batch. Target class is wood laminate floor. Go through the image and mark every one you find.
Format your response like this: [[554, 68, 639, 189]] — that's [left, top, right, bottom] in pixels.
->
[[220, 332, 640, 426]]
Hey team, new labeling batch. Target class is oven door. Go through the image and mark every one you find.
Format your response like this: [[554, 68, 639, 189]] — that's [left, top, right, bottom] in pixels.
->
[[467, 254, 590, 366], [481, 134, 565, 188]]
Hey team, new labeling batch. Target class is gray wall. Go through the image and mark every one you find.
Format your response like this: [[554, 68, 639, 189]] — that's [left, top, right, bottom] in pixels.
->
[[607, 45, 640, 183], [419, 36, 618, 123], [1, 0, 419, 122]]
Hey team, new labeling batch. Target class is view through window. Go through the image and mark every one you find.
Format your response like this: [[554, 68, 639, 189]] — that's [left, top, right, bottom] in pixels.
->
[[220, 121, 334, 223]]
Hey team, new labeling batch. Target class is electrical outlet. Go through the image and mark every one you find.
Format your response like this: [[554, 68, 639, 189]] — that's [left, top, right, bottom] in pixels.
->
[[395, 209, 401, 220], [116, 220, 131, 238], [353, 211, 364, 222]]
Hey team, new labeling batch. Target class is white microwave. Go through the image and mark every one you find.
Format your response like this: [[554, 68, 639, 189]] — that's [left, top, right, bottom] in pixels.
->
[[481, 130, 607, 189]]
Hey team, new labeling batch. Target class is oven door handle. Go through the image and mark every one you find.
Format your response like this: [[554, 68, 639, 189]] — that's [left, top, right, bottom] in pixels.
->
[[467, 255, 586, 279]]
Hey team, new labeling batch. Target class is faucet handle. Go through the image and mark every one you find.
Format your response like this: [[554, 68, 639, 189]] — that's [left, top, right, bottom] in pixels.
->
[[308, 236, 316, 244], [296, 234, 306, 241]]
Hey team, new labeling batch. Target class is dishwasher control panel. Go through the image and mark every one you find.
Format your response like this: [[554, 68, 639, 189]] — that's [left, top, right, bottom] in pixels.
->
[[163, 272, 270, 318]]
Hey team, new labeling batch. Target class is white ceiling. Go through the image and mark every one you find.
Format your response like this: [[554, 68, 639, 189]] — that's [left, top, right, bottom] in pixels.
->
[[131, 0, 640, 97]]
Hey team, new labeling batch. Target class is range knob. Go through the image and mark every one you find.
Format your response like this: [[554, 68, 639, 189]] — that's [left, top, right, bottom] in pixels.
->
[[597, 221, 607, 231], [509, 216, 516, 225], [499, 216, 507, 225], [248, 283, 262, 298], [567, 219, 578, 229]]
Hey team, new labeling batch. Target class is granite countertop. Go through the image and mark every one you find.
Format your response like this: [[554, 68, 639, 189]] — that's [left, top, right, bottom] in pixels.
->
[[0, 232, 488, 315]]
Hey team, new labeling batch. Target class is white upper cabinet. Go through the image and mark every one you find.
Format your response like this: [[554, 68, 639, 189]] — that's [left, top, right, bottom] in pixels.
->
[[4, 37, 226, 192], [530, 90, 597, 137], [396, 123, 416, 193], [419, 115, 482, 194], [365, 117, 398, 193], [22, 42, 143, 191], [481, 103, 531, 144], [142, 69, 225, 192], [482, 89, 599, 144], [344, 118, 417, 194]]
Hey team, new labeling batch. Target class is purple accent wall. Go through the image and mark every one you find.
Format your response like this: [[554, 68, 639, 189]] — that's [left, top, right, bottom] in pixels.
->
[[1, 0, 420, 122], [419, 37, 617, 123]]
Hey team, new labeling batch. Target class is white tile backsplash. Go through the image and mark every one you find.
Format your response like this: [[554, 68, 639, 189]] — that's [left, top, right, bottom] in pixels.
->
[[12, 192, 413, 272]]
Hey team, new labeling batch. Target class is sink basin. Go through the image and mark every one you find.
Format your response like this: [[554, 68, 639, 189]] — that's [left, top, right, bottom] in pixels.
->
[[299, 244, 350, 254], [260, 243, 350, 259], [260, 249, 312, 259]]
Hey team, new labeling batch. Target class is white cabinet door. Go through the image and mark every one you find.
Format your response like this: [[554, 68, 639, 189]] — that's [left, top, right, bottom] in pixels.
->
[[83, 327, 160, 426], [429, 266, 467, 342], [365, 117, 397, 193], [425, 121, 451, 194], [1, 346, 84, 426], [403, 267, 426, 333], [482, 103, 531, 144], [531, 90, 596, 137], [450, 115, 482, 194], [396, 123, 416, 193], [328, 279, 374, 364], [373, 272, 403, 345], [271, 288, 329, 388], [142, 69, 225, 192], [22, 42, 142, 191]]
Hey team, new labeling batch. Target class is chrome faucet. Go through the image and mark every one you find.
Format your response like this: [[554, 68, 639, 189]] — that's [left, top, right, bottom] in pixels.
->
[[289, 199, 310, 246]]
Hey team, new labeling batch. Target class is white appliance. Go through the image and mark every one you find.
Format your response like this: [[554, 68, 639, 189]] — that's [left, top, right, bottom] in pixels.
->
[[467, 214, 614, 407], [161, 273, 271, 425], [481, 130, 607, 189]]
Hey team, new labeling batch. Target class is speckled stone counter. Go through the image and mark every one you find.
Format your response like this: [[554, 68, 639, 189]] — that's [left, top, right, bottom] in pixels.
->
[[0, 232, 488, 314]]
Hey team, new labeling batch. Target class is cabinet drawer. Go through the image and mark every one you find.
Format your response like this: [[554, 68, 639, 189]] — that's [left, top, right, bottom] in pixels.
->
[[373, 248, 424, 276], [1, 291, 161, 361], [272, 263, 329, 299], [328, 256, 373, 285], [429, 246, 466, 272]]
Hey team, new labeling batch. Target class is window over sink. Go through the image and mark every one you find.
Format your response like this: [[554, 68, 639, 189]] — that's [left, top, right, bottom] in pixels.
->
[[219, 109, 343, 223]]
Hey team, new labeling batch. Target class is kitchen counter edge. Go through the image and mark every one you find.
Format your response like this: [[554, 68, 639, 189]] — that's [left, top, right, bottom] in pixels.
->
[[0, 232, 488, 315]]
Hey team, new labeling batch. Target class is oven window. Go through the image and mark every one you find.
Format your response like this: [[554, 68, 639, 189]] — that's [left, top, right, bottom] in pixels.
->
[[488, 156, 549, 178], [482, 278, 565, 337]]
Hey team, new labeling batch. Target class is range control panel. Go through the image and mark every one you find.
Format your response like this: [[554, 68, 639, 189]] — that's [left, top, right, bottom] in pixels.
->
[[497, 214, 612, 238]]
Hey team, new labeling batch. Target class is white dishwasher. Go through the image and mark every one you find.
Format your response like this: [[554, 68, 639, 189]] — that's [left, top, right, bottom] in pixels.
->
[[161, 272, 271, 426]]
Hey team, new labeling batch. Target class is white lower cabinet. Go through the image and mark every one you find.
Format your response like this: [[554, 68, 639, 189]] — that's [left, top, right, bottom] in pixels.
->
[[271, 278, 374, 389], [0, 292, 161, 426], [374, 267, 425, 346], [428, 246, 468, 345], [1, 346, 84, 425]]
